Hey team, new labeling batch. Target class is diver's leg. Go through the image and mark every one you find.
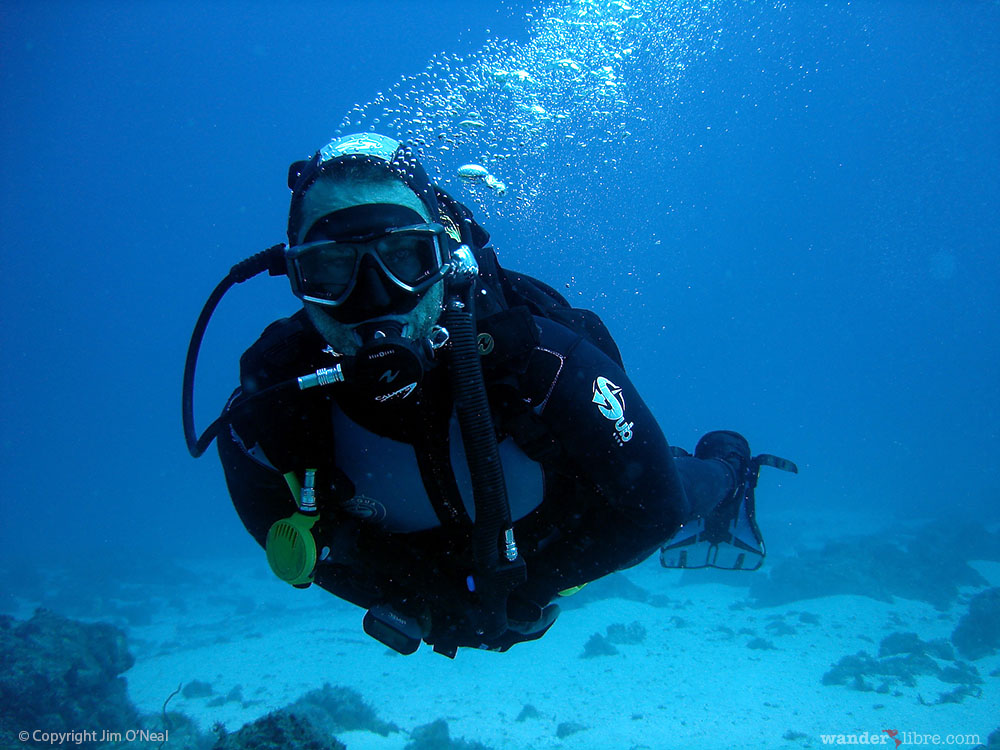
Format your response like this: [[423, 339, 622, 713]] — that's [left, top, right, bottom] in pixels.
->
[[673, 454, 737, 519], [661, 430, 767, 570]]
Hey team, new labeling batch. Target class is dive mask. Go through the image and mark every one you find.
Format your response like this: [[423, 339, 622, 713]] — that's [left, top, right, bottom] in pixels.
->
[[286, 204, 450, 307]]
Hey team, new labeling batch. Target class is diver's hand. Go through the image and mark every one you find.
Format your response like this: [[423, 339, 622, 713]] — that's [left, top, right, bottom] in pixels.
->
[[507, 602, 560, 636], [485, 603, 561, 651], [422, 601, 560, 655]]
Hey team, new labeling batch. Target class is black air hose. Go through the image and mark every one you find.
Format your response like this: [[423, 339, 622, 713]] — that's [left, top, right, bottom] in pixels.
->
[[444, 307, 508, 558], [183, 244, 286, 457], [442, 301, 523, 640]]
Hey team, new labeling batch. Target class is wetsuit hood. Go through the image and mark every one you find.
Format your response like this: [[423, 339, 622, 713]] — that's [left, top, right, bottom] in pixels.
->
[[287, 133, 440, 246]]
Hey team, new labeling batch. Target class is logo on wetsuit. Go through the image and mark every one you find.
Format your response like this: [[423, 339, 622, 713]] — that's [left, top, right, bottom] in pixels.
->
[[343, 494, 387, 521], [591, 376, 634, 446]]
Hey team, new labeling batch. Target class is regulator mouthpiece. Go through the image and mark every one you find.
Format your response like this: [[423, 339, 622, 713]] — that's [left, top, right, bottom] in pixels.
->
[[351, 321, 435, 404]]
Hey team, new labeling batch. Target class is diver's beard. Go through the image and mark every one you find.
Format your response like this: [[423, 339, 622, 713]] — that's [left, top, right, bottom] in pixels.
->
[[304, 280, 445, 355]]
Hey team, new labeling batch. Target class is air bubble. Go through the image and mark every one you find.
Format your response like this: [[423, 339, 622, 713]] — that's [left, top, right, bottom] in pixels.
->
[[340, 0, 729, 220]]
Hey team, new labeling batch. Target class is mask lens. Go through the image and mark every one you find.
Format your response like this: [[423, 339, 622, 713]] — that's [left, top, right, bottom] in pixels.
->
[[376, 231, 440, 287], [294, 242, 358, 301]]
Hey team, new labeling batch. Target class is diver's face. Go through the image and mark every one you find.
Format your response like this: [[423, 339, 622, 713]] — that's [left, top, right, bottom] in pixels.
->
[[299, 203, 435, 324], [296, 177, 445, 351]]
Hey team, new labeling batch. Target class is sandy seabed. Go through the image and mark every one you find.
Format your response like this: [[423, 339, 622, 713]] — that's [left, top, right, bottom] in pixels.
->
[[116, 555, 1000, 750]]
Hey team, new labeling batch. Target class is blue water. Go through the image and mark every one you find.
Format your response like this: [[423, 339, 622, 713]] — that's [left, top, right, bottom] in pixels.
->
[[1, 0, 998, 732]]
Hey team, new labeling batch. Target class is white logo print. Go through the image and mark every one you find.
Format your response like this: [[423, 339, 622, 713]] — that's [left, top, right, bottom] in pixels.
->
[[592, 376, 634, 445], [375, 382, 417, 402]]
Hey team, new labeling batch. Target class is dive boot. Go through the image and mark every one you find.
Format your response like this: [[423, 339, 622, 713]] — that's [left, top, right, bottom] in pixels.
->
[[660, 431, 797, 571]]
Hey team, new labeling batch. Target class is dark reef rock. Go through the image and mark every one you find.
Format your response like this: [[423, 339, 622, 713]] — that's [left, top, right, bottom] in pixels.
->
[[878, 632, 954, 661], [973, 728, 1000, 749], [556, 722, 587, 739], [404, 719, 492, 750], [766, 620, 797, 636], [206, 685, 246, 709], [286, 683, 398, 737], [0, 610, 407, 750], [152, 710, 211, 750], [713, 625, 736, 639], [750, 523, 997, 609], [915, 523, 1000, 564], [747, 637, 775, 650], [182, 680, 215, 699], [951, 588, 1000, 660], [0, 609, 137, 748], [515, 704, 541, 722], [822, 645, 982, 703], [825, 650, 942, 688], [918, 684, 983, 705], [581, 632, 619, 658], [938, 663, 982, 685], [213, 710, 344, 750], [605, 621, 647, 645], [878, 632, 924, 657]]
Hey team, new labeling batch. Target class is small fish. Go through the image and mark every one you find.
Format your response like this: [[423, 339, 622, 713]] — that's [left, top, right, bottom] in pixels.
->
[[483, 174, 507, 195], [457, 164, 506, 195], [457, 164, 490, 180]]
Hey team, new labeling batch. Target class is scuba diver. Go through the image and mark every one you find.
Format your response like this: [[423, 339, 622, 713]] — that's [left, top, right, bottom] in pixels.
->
[[182, 133, 796, 658]]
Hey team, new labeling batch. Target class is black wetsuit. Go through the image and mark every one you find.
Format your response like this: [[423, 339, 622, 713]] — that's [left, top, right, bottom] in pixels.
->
[[218, 274, 736, 651]]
